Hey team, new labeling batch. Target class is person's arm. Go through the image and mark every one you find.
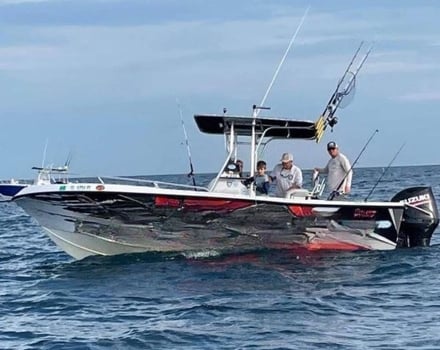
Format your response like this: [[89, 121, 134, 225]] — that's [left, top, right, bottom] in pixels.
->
[[341, 155, 352, 193], [262, 181, 270, 194], [242, 176, 255, 187], [315, 162, 329, 174], [295, 168, 303, 188]]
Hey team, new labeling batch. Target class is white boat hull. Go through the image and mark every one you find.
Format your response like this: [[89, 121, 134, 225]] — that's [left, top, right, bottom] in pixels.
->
[[42, 226, 156, 260], [42, 223, 397, 260], [14, 182, 437, 260]]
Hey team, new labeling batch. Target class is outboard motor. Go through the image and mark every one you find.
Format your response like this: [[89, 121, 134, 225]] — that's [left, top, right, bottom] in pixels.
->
[[391, 187, 439, 247]]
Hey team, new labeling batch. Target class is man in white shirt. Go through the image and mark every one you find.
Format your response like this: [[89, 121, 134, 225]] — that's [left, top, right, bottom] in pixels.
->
[[271, 153, 303, 197], [315, 141, 352, 197]]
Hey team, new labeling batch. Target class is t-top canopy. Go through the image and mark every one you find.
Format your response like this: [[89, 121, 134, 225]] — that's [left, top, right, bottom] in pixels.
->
[[194, 114, 317, 140]]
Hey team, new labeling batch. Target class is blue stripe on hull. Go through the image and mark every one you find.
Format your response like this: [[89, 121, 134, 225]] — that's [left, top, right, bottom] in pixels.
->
[[0, 184, 27, 197]]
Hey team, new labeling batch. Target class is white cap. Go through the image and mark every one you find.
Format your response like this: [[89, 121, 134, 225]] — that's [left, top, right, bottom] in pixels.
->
[[280, 153, 293, 163]]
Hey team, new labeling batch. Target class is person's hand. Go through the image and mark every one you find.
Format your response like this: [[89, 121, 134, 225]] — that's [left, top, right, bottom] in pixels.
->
[[344, 185, 351, 194]]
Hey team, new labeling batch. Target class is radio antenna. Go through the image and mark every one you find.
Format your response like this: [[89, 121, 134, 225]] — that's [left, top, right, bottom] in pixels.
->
[[256, 6, 310, 116]]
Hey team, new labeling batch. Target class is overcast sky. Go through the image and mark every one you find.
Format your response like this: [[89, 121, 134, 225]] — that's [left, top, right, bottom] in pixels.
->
[[0, 0, 439, 179]]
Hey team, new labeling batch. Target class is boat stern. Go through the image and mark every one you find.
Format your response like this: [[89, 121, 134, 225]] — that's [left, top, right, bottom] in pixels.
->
[[392, 187, 439, 247]]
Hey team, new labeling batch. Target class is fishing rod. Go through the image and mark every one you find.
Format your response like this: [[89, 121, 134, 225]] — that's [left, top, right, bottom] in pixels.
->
[[334, 42, 364, 93], [364, 142, 406, 202], [177, 100, 197, 188], [327, 128, 379, 200], [315, 42, 373, 142]]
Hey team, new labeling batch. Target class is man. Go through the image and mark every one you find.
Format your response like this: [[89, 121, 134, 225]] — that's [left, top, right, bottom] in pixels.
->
[[315, 141, 352, 197], [271, 152, 303, 197]]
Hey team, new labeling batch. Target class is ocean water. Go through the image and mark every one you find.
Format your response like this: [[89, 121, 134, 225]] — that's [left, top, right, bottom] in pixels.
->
[[1, 165, 440, 349]]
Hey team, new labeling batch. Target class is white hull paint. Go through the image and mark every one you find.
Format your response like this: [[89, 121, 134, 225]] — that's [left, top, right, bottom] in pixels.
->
[[43, 227, 154, 260]]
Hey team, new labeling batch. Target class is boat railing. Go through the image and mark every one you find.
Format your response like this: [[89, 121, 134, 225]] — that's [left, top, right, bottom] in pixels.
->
[[92, 176, 210, 192]]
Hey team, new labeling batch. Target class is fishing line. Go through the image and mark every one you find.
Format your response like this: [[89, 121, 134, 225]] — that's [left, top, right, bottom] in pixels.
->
[[364, 142, 406, 202]]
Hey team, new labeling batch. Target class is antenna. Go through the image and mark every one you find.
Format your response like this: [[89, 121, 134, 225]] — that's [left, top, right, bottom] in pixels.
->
[[41, 139, 49, 168], [256, 6, 310, 116]]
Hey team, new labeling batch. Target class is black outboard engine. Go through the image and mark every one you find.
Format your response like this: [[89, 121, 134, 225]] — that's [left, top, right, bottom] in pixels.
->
[[391, 187, 439, 247]]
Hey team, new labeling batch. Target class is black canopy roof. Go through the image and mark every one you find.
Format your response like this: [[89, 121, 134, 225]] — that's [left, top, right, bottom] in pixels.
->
[[194, 114, 317, 140]]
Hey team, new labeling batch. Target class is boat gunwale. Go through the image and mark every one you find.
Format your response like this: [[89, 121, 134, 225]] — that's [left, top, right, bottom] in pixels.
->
[[12, 181, 406, 209]]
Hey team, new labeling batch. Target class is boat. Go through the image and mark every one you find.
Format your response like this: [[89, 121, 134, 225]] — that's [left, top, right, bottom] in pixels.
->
[[11, 44, 439, 260], [0, 164, 70, 201], [0, 179, 28, 201]]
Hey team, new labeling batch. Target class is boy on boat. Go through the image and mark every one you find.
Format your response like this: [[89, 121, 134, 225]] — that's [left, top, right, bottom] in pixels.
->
[[243, 160, 271, 195]]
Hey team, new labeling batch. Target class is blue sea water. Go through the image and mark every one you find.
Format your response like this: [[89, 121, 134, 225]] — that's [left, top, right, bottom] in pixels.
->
[[1, 166, 440, 349]]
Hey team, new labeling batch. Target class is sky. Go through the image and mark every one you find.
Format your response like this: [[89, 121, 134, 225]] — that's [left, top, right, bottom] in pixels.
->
[[0, 0, 439, 179]]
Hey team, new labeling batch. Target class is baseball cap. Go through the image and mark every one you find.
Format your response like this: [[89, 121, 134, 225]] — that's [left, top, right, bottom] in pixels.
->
[[280, 153, 293, 162], [327, 141, 338, 150]]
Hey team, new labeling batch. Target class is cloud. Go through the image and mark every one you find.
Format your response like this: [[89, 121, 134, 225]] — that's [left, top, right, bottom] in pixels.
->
[[397, 91, 440, 102], [366, 59, 440, 75], [0, 1, 440, 177], [0, 44, 57, 69], [0, 0, 52, 4]]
